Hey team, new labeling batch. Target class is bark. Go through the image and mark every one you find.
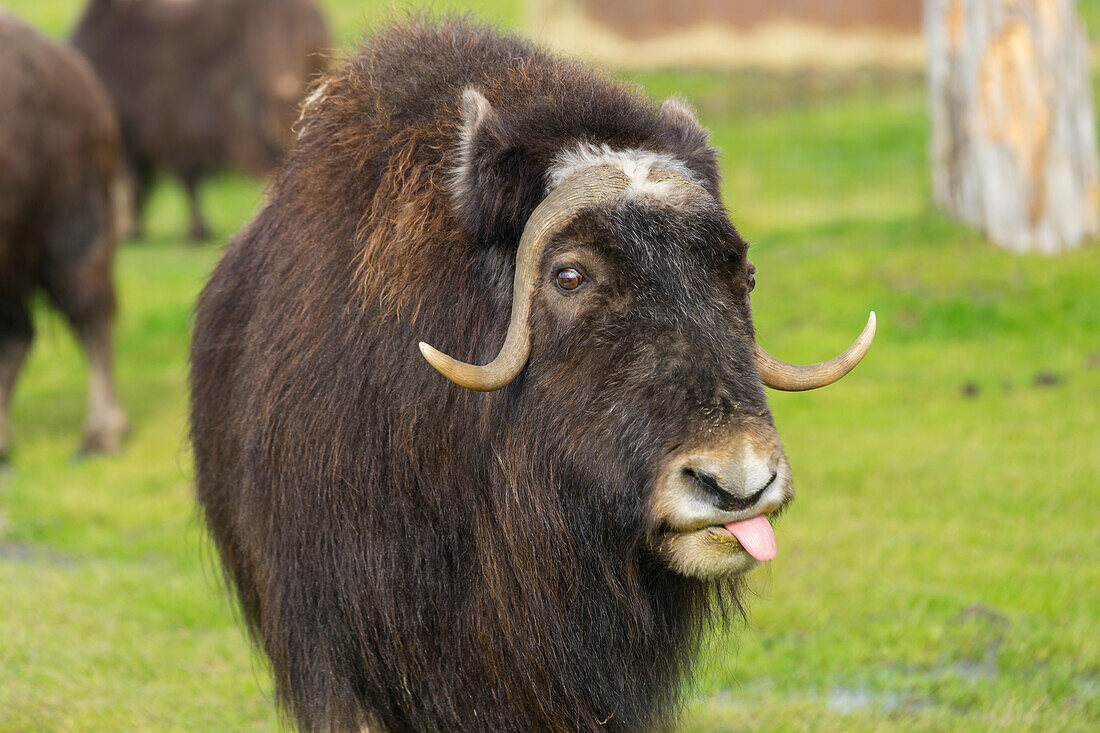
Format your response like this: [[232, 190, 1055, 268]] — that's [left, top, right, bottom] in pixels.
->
[[925, 0, 1100, 253]]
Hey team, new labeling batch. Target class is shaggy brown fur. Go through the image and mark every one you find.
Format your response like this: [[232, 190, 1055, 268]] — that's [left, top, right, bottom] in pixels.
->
[[0, 10, 127, 459], [191, 19, 776, 732], [72, 0, 330, 240]]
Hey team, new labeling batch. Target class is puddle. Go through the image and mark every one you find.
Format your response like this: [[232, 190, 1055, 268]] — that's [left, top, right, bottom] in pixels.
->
[[943, 658, 998, 681], [826, 684, 903, 713], [0, 542, 77, 567], [823, 645, 1002, 714], [949, 603, 1009, 627]]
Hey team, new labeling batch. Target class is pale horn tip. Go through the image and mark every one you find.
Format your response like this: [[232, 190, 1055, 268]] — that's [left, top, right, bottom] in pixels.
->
[[417, 340, 513, 392], [844, 310, 877, 367], [418, 341, 457, 379]]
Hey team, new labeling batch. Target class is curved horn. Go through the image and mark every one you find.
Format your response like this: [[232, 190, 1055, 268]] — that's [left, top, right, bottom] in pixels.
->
[[419, 166, 631, 391], [754, 311, 876, 391]]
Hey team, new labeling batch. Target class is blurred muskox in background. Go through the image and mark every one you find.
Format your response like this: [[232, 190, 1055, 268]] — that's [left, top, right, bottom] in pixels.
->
[[72, 0, 331, 241], [0, 10, 128, 461]]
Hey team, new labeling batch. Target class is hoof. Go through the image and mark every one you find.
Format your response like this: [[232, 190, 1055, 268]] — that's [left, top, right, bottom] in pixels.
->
[[79, 413, 129, 457]]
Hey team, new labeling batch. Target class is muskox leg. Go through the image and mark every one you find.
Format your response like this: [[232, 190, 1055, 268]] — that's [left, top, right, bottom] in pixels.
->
[[129, 157, 156, 241], [76, 318, 127, 455], [182, 174, 210, 243], [43, 234, 128, 456], [0, 299, 33, 464]]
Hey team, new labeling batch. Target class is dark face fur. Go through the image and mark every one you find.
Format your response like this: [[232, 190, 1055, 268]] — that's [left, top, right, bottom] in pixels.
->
[[488, 192, 792, 580]]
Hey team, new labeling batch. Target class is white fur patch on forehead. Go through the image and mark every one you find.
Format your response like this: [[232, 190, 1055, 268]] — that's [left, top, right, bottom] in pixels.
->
[[547, 142, 701, 199]]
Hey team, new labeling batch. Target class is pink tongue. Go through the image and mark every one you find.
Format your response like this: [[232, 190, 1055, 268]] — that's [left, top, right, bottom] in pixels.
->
[[724, 515, 777, 562]]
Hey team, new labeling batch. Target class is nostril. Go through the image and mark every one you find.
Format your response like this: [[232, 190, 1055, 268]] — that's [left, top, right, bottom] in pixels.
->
[[682, 465, 773, 513], [683, 467, 724, 501]]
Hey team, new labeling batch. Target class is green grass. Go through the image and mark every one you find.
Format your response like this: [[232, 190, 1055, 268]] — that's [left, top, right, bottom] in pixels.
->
[[3, 1, 1100, 731]]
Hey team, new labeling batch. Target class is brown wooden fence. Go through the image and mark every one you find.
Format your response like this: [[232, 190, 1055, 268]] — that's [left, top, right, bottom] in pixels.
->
[[530, 0, 925, 69]]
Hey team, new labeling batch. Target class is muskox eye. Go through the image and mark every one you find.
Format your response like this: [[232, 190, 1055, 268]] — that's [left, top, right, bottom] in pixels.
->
[[556, 267, 584, 291]]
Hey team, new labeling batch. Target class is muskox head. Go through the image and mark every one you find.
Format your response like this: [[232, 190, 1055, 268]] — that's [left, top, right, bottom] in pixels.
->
[[419, 90, 874, 580]]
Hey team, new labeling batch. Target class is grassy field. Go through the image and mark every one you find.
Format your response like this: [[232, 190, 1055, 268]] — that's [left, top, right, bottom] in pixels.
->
[[2, 1, 1099, 731]]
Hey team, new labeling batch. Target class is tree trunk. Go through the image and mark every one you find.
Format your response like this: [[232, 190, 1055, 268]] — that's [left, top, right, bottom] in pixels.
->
[[925, 0, 1100, 253]]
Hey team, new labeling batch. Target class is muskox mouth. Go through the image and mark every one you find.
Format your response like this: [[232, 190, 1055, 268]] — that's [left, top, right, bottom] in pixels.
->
[[654, 503, 789, 579], [703, 515, 777, 562]]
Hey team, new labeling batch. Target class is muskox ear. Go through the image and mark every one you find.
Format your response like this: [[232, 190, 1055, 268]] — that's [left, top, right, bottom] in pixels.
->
[[658, 96, 721, 189], [453, 88, 498, 191], [659, 96, 709, 149], [450, 88, 543, 245]]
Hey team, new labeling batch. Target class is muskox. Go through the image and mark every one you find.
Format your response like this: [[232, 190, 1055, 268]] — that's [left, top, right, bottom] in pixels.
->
[[0, 11, 128, 460], [72, 0, 330, 241], [190, 20, 875, 731]]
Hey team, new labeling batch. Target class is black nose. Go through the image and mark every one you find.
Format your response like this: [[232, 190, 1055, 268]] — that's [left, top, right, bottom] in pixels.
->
[[684, 467, 776, 512]]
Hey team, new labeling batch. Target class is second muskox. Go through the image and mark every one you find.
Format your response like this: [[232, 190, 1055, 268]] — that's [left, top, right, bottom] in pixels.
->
[[72, 0, 330, 241], [190, 19, 874, 732], [1, 10, 128, 459]]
